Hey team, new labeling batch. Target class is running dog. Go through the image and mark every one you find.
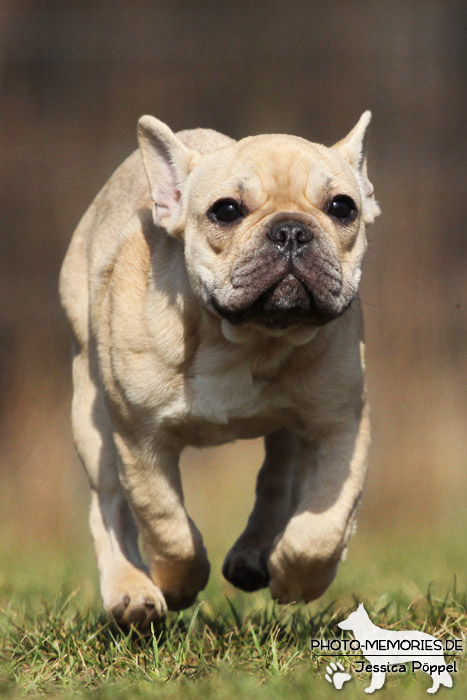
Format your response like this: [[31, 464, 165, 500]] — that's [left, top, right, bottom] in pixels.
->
[[339, 604, 454, 693], [60, 113, 380, 628]]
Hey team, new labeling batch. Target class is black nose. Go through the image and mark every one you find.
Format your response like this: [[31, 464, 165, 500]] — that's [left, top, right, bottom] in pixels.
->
[[267, 220, 313, 251]]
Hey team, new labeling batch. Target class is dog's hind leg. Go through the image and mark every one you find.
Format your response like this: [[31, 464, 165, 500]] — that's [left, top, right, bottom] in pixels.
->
[[72, 344, 168, 628], [427, 668, 452, 693], [222, 429, 298, 591]]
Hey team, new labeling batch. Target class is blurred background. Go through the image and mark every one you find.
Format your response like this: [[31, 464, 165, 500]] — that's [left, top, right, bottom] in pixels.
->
[[0, 0, 465, 592]]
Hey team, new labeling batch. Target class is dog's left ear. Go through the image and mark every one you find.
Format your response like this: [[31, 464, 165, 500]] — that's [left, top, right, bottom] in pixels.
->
[[333, 111, 381, 225], [138, 115, 199, 237]]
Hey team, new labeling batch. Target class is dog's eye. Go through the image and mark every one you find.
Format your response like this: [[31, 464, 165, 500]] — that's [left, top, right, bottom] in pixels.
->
[[328, 195, 357, 221], [208, 199, 245, 223]]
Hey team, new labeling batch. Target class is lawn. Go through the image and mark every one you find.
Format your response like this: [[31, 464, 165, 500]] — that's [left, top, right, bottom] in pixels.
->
[[0, 521, 465, 699]]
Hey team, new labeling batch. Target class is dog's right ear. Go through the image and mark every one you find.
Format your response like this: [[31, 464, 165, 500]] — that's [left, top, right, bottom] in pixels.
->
[[137, 116, 199, 237]]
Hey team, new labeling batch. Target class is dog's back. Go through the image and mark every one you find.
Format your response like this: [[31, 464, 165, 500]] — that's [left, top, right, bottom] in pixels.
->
[[59, 128, 234, 347]]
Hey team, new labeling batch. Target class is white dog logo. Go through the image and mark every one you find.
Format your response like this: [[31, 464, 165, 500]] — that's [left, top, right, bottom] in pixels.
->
[[338, 604, 454, 694]]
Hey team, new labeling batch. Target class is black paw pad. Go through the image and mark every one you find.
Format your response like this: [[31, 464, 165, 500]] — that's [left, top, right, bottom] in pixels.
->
[[223, 553, 270, 592]]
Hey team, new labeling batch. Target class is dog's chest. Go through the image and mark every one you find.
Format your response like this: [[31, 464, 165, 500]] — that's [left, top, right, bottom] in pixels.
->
[[190, 368, 263, 425], [185, 343, 293, 431]]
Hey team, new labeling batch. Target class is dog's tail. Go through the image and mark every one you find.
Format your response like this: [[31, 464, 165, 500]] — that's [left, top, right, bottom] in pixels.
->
[[438, 669, 453, 688]]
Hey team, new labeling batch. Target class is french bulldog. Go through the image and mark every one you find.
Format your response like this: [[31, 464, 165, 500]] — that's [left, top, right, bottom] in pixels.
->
[[59, 112, 380, 628]]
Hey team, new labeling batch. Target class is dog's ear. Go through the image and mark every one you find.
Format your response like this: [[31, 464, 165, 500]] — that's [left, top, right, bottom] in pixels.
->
[[138, 115, 199, 237], [332, 111, 381, 225]]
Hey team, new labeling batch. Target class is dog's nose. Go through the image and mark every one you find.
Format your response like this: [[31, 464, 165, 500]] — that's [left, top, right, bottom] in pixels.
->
[[267, 220, 313, 251]]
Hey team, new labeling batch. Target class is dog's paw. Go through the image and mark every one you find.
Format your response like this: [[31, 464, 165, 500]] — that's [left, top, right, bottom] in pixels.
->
[[109, 589, 167, 629], [102, 568, 167, 629], [149, 549, 210, 611], [222, 545, 270, 592], [267, 518, 342, 603], [325, 662, 352, 689]]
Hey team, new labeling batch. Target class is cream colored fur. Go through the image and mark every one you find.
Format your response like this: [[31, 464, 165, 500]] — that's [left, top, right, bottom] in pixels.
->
[[59, 113, 379, 628]]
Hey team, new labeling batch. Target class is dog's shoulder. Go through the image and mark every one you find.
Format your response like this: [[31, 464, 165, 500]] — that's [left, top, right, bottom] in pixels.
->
[[59, 149, 151, 342]]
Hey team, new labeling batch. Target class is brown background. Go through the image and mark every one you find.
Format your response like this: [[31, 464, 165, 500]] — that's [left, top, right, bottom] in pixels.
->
[[0, 0, 465, 554]]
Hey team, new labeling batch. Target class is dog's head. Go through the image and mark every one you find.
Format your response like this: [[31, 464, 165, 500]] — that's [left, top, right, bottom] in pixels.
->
[[338, 603, 370, 631], [138, 114, 380, 335]]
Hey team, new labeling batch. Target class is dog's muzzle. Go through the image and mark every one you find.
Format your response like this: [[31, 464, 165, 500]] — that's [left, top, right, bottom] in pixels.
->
[[209, 218, 350, 328]]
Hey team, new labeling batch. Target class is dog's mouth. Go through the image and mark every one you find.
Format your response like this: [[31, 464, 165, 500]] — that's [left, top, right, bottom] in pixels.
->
[[207, 229, 355, 329], [211, 270, 349, 329]]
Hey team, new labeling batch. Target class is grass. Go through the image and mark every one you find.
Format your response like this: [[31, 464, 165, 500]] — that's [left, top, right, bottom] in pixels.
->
[[0, 523, 466, 698]]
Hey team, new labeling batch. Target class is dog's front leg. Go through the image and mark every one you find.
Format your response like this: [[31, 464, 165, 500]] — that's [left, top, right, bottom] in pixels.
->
[[365, 670, 386, 693], [114, 431, 210, 612], [268, 407, 369, 603]]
